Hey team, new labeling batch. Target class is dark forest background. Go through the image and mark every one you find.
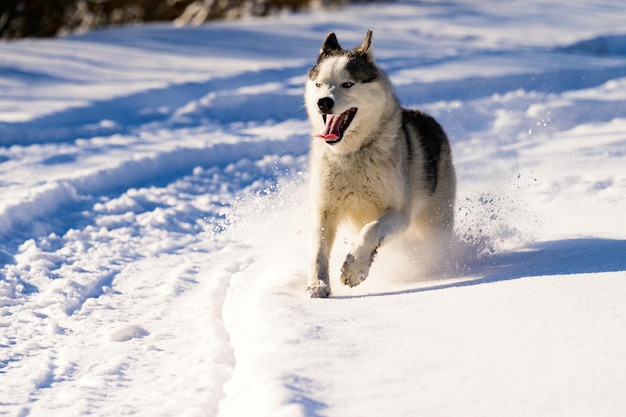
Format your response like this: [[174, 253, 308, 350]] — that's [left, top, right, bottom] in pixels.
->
[[0, 0, 370, 39]]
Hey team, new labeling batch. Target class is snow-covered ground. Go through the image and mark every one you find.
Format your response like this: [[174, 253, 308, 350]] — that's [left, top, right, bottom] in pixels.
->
[[2, 1, 626, 416]]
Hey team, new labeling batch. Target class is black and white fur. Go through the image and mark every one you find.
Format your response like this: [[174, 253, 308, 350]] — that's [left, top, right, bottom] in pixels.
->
[[305, 30, 456, 298]]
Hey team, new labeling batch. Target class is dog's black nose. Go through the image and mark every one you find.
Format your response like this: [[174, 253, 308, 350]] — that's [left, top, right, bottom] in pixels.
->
[[317, 97, 334, 113]]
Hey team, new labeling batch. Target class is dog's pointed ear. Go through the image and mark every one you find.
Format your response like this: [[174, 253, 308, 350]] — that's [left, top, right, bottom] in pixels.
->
[[320, 32, 342, 55], [356, 29, 374, 62]]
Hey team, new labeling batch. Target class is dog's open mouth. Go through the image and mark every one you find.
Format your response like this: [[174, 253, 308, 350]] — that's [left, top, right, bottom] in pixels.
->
[[315, 108, 357, 144]]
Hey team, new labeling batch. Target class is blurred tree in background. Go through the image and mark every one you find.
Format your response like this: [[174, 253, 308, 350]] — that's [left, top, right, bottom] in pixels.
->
[[0, 0, 365, 39]]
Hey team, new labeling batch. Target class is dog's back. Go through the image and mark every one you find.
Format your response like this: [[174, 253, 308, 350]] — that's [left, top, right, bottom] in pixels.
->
[[401, 109, 456, 239]]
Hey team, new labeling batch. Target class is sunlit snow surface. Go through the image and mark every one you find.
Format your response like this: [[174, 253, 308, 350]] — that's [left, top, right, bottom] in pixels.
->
[[1, 1, 626, 416]]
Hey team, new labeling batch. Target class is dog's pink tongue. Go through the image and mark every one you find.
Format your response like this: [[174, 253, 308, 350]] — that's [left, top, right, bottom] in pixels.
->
[[315, 113, 345, 141]]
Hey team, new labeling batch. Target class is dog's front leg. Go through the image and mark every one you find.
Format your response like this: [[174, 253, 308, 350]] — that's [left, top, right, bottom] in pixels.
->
[[307, 213, 337, 298], [341, 209, 409, 287]]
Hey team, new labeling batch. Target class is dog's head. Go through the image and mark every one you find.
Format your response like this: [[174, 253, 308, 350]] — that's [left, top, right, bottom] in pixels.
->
[[305, 30, 393, 154]]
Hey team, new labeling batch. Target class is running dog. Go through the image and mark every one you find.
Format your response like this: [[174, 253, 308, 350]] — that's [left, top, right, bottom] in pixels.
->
[[304, 30, 456, 297]]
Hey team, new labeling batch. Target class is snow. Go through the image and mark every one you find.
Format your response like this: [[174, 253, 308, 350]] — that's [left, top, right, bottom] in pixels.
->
[[1, 0, 626, 416]]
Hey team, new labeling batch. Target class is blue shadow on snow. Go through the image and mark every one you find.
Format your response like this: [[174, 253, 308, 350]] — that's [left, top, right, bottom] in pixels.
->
[[474, 238, 626, 281], [342, 238, 626, 298]]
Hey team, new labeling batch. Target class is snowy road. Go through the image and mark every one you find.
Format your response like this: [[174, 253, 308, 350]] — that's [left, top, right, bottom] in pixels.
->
[[1, 1, 626, 416]]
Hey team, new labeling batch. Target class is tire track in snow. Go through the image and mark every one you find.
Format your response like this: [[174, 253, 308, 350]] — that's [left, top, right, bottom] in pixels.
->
[[28, 254, 237, 416], [1, 135, 297, 318], [0, 132, 307, 241], [1, 136, 308, 313], [0, 131, 309, 415]]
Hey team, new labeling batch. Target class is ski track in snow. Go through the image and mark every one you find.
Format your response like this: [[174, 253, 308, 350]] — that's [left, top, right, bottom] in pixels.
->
[[1, 1, 626, 416]]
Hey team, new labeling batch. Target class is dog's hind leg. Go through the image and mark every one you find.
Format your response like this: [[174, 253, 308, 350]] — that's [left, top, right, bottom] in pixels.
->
[[341, 209, 409, 287]]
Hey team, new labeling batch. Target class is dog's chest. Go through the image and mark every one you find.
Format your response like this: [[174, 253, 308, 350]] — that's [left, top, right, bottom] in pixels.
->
[[322, 152, 402, 213]]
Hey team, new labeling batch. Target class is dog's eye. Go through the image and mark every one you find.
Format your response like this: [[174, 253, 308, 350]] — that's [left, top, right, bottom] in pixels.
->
[[341, 82, 355, 88], [315, 83, 322, 88]]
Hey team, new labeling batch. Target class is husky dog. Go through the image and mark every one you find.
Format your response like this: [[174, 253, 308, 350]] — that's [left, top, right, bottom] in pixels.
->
[[304, 30, 456, 298]]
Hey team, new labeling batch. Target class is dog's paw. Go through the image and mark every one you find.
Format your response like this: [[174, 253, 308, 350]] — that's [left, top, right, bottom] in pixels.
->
[[306, 281, 330, 298], [340, 253, 370, 287]]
